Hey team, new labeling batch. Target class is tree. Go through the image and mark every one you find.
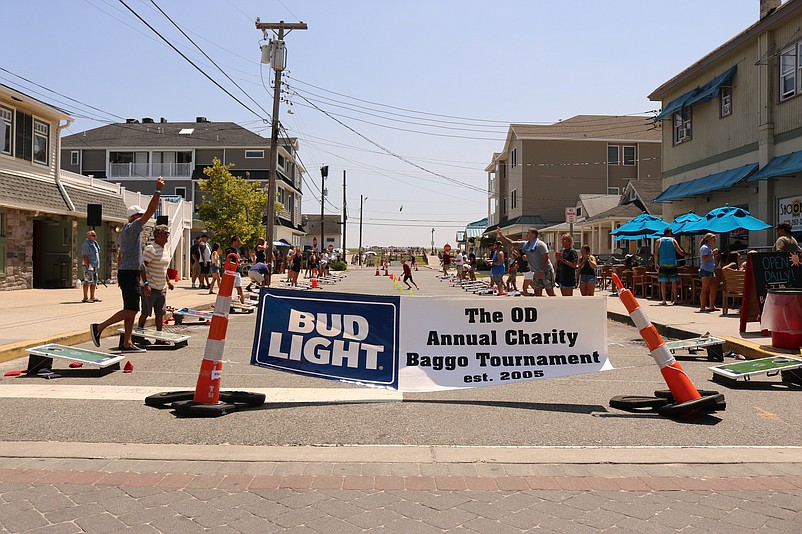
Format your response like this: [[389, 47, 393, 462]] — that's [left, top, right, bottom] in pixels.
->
[[196, 158, 282, 248]]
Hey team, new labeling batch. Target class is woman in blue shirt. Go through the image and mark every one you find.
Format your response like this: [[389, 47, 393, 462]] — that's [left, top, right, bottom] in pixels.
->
[[698, 233, 719, 312]]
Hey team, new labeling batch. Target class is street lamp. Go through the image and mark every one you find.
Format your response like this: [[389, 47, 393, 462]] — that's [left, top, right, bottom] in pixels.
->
[[431, 228, 435, 255], [359, 195, 367, 267]]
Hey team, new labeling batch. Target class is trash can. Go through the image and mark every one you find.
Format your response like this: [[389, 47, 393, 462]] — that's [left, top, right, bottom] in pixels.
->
[[761, 289, 802, 349]]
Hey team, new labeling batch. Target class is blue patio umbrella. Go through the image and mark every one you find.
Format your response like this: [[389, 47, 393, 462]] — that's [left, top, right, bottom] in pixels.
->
[[610, 213, 669, 237], [683, 206, 771, 234], [667, 212, 705, 236]]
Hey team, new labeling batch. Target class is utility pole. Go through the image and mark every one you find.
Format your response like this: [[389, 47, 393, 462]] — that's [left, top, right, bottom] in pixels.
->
[[320, 165, 327, 252], [431, 228, 435, 255], [255, 19, 307, 248], [341, 170, 347, 256], [359, 195, 366, 267]]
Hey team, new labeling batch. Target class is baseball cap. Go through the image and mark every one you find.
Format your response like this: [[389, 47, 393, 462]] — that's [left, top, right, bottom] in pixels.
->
[[127, 205, 145, 218]]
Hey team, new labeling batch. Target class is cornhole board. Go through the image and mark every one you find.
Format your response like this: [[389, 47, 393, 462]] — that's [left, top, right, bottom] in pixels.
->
[[664, 334, 726, 362], [119, 327, 190, 349], [710, 355, 802, 385], [24, 344, 124, 377], [172, 308, 213, 325], [230, 302, 256, 314]]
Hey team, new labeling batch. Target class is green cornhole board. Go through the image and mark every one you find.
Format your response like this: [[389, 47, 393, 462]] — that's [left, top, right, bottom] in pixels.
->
[[710, 355, 802, 384], [664, 334, 726, 362], [230, 302, 255, 314], [25, 344, 125, 376], [118, 327, 190, 349], [173, 308, 213, 325]]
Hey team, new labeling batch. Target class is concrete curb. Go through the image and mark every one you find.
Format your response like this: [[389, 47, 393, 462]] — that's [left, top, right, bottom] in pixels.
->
[[0, 304, 214, 365], [1, 441, 801, 465]]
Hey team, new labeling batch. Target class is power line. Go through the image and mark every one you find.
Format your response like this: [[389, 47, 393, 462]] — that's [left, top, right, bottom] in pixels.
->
[[147, 0, 273, 122], [117, 0, 267, 121]]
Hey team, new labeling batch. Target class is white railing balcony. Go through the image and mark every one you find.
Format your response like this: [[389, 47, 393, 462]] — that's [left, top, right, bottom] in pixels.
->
[[110, 162, 149, 178], [153, 162, 192, 177]]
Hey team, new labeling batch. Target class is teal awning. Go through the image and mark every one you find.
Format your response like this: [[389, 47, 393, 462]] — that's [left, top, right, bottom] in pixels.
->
[[655, 66, 737, 121], [653, 163, 758, 203], [749, 150, 802, 181]]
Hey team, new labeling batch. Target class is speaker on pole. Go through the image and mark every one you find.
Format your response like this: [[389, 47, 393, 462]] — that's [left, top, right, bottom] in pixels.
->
[[86, 204, 102, 227], [156, 215, 168, 226]]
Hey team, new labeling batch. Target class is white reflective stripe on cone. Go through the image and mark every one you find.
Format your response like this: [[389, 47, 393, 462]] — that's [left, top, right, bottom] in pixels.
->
[[203, 339, 226, 362], [629, 307, 650, 331], [650, 345, 676, 369]]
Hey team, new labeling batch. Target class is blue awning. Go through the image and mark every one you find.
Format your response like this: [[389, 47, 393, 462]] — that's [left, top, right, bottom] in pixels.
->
[[655, 66, 737, 121], [748, 150, 802, 181], [653, 163, 758, 203]]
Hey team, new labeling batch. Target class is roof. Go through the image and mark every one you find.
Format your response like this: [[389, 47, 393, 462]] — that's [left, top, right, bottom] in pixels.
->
[[578, 194, 620, 218], [0, 171, 130, 220], [650, 0, 802, 100], [62, 121, 274, 148], [509, 115, 662, 142], [581, 179, 663, 223]]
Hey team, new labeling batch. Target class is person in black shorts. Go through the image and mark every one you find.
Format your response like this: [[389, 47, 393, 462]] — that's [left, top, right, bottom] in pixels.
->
[[90, 177, 164, 352]]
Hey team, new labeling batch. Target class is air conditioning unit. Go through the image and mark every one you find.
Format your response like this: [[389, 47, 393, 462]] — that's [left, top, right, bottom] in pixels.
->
[[722, 102, 732, 115]]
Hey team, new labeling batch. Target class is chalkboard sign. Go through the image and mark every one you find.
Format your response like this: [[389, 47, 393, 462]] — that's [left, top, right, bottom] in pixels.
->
[[740, 251, 802, 331]]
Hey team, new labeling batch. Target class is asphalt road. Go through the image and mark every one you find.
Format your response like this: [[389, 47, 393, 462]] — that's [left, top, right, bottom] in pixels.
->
[[1, 283, 799, 448]]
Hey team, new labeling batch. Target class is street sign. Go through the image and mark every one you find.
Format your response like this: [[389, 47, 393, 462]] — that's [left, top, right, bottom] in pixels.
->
[[565, 207, 577, 224]]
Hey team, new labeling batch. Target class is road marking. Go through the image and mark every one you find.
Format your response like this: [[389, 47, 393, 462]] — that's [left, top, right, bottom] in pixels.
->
[[0, 385, 403, 403]]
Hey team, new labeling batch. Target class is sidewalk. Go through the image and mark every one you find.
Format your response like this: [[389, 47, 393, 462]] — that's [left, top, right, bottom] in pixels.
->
[[0, 266, 791, 363]]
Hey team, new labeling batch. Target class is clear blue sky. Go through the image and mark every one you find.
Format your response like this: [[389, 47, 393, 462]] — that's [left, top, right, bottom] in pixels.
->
[[1, 1, 763, 247]]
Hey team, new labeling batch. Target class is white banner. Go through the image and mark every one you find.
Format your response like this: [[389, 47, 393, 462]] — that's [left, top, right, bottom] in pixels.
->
[[251, 290, 611, 392], [398, 296, 610, 391]]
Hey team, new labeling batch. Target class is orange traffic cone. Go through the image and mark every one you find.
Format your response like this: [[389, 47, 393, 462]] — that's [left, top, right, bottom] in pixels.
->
[[375, 266, 380, 276], [123, 361, 134, 373], [610, 273, 724, 416], [311, 277, 319, 288]]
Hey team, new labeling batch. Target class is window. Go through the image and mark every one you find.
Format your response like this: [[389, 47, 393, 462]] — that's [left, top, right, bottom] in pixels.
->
[[673, 108, 692, 145], [278, 154, 286, 169], [607, 146, 620, 165], [607, 187, 620, 195], [510, 147, 517, 168], [245, 150, 264, 158], [0, 210, 6, 275], [623, 146, 636, 166], [511, 189, 518, 210], [779, 44, 798, 101], [720, 85, 733, 117], [0, 106, 11, 156], [501, 197, 507, 215], [70, 151, 79, 166], [33, 120, 49, 165], [175, 187, 186, 198]]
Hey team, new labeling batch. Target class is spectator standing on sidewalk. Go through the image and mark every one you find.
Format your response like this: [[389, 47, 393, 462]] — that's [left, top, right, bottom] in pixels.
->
[[556, 234, 578, 296], [137, 224, 174, 342], [654, 227, 686, 305], [198, 234, 212, 289], [698, 233, 719, 312], [90, 176, 164, 352], [189, 237, 201, 289], [81, 230, 102, 303], [490, 241, 507, 295], [207, 242, 222, 294]]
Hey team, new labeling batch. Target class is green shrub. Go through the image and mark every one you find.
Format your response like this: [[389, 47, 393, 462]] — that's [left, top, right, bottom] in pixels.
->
[[330, 260, 348, 271]]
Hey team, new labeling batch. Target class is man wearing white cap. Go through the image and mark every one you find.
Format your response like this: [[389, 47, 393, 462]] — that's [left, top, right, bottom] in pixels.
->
[[90, 176, 165, 352]]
